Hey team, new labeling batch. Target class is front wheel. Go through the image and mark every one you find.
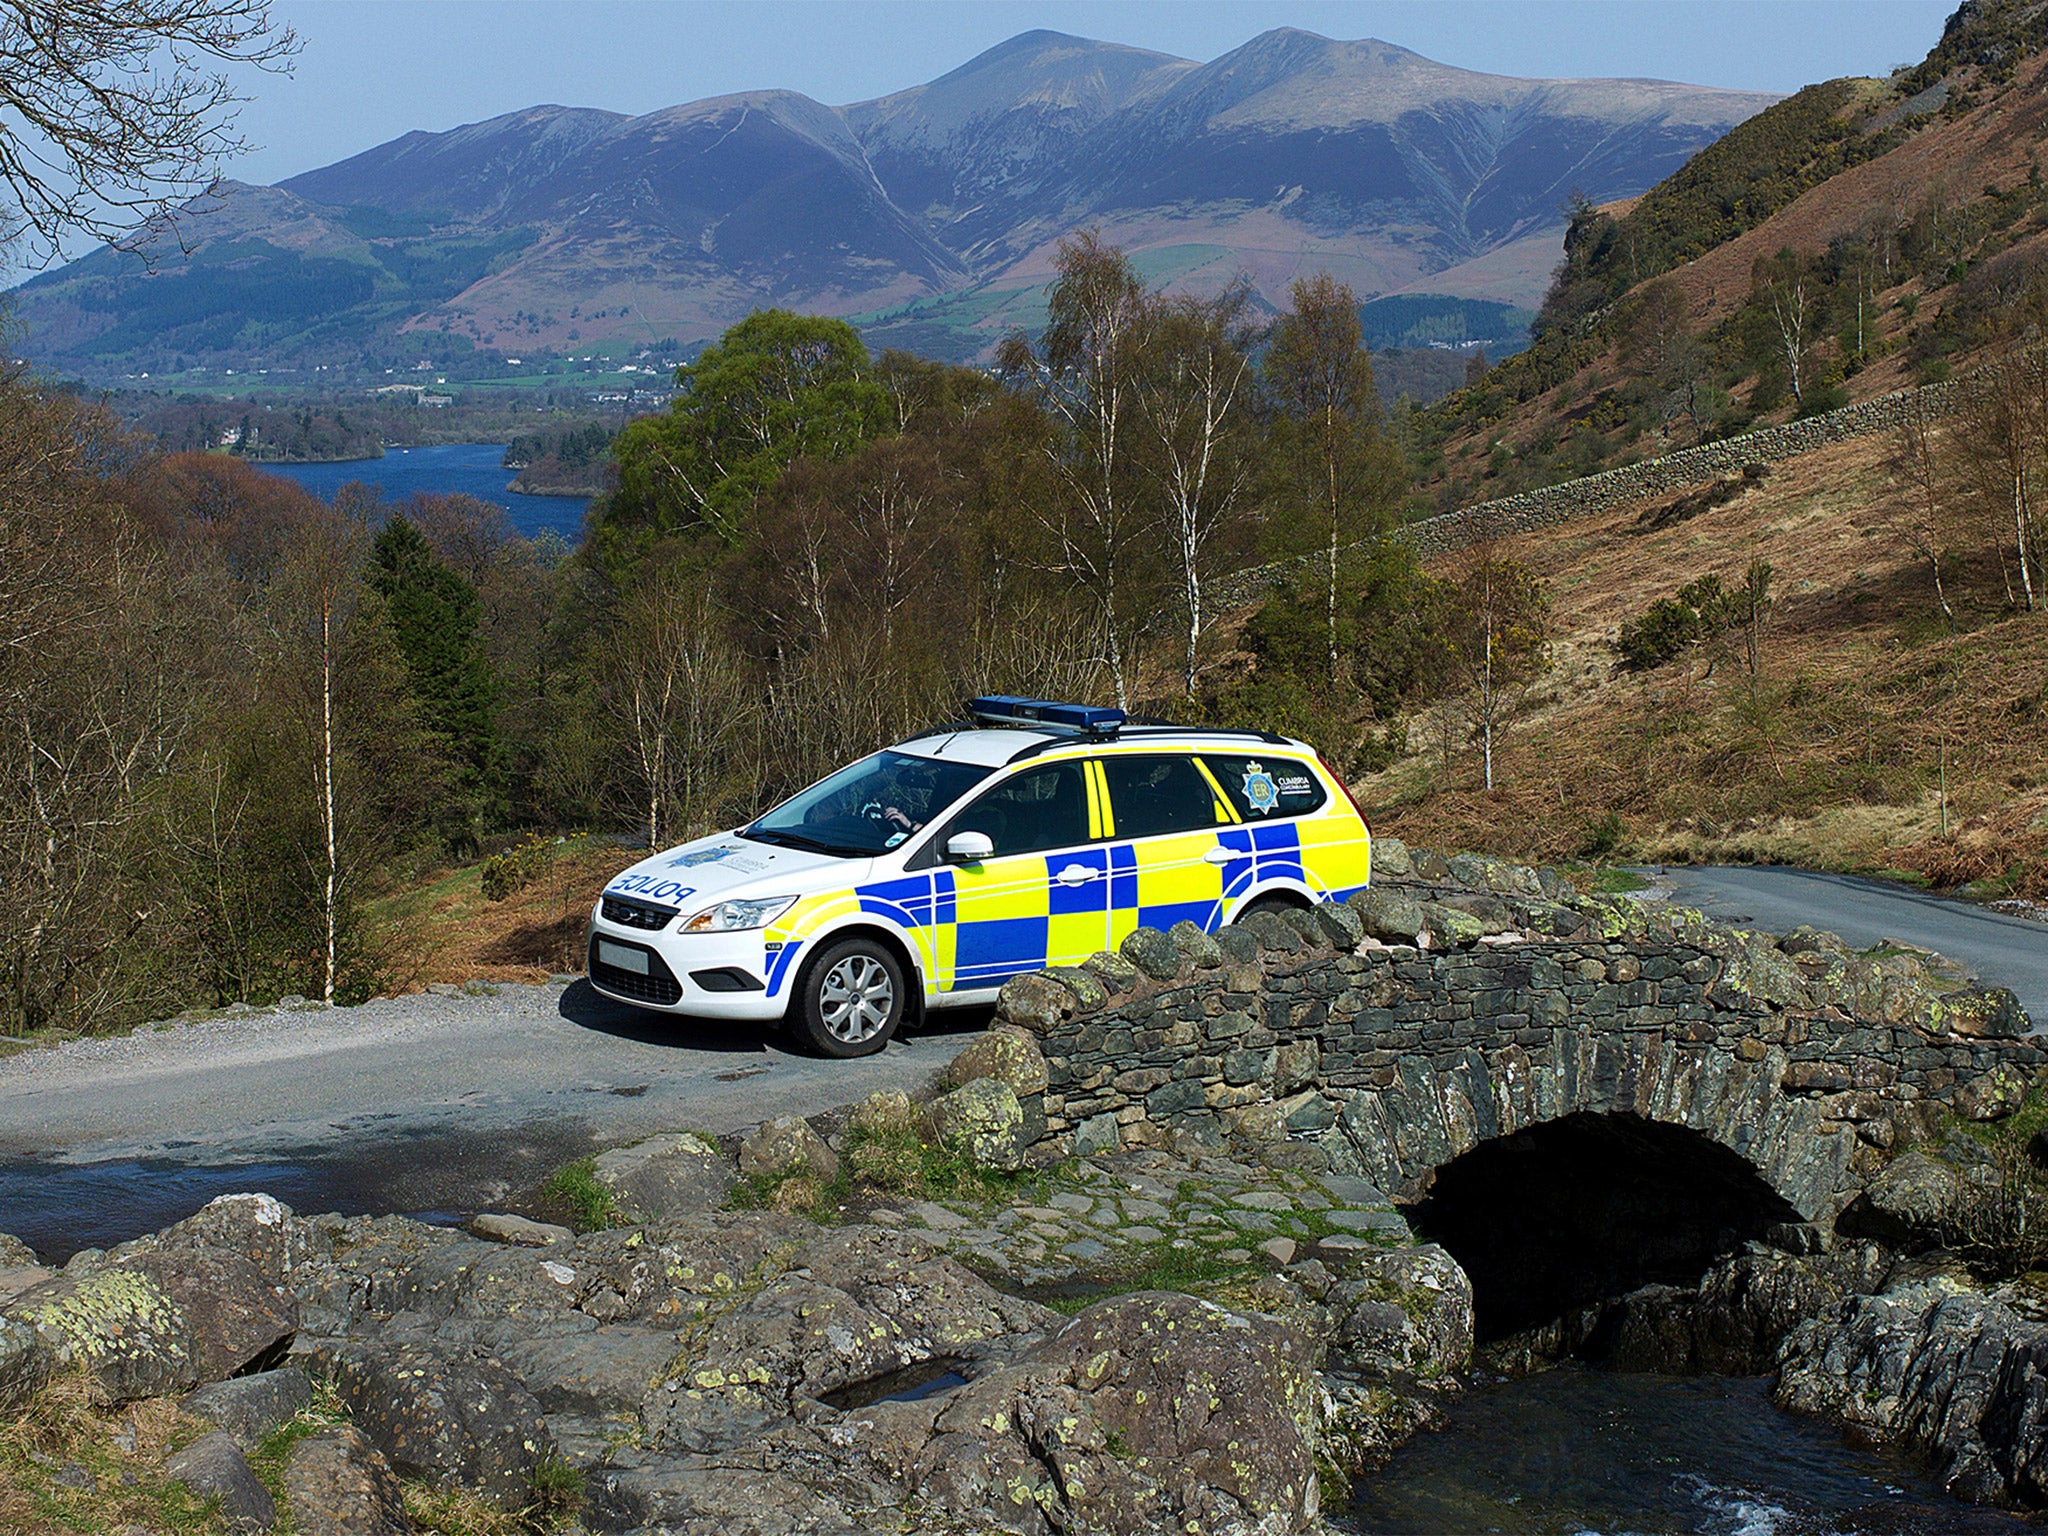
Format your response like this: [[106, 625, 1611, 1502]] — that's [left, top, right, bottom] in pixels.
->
[[791, 937, 907, 1058]]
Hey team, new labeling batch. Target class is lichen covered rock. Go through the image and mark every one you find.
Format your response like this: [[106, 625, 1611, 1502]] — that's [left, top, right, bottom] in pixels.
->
[[9, 1266, 195, 1403], [739, 1115, 840, 1184], [943, 1027, 1050, 1099], [929, 1076, 1027, 1171], [283, 1424, 410, 1536], [592, 1132, 735, 1221]]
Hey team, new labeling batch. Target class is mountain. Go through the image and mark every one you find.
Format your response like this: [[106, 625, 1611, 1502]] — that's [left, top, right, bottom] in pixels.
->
[[6, 28, 1779, 380], [1405, 0, 2048, 515]]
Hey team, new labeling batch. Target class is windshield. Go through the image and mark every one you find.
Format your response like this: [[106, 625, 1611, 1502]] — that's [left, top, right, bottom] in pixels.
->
[[745, 750, 995, 857]]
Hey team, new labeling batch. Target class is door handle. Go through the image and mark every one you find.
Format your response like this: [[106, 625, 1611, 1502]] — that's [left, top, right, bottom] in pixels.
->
[[1204, 847, 1242, 865], [1055, 864, 1100, 885]]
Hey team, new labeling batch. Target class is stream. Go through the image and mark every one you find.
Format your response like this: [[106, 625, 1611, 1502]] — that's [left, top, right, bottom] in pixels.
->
[[1345, 1364, 2030, 1535]]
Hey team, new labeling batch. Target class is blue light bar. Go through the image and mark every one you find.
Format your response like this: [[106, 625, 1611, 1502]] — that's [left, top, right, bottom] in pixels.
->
[[967, 695, 1126, 733]]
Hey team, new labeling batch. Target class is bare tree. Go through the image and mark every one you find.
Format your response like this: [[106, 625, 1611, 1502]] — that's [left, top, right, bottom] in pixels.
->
[[1769, 280, 1809, 408], [600, 562, 747, 849], [1134, 283, 1257, 694], [1262, 272, 1402, 682], [998, 232, 1153, 706], [0, 0, 297, 264], [1890, 390, 1957, 628], [1949, 343, 2040, 612], [1448, 550, 1550, 791]]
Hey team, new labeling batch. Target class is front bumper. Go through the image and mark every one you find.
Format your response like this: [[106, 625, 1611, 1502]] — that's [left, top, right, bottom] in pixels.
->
[[584, 916, 789, 1020]]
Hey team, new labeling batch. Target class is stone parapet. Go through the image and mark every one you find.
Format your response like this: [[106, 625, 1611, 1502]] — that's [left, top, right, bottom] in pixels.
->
[[995, 844, 2038, 1224]]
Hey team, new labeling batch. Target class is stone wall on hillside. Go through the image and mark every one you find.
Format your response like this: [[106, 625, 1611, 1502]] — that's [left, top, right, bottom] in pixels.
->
[[1211, 382, 1956, 609]]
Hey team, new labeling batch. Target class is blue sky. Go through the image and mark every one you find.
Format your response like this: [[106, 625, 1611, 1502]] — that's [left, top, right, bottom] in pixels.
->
[[241, 0, 1957, 184]]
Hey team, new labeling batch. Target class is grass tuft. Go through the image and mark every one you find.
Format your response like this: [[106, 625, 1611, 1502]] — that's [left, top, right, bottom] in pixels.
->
[[541, 1156, 624, 1233]]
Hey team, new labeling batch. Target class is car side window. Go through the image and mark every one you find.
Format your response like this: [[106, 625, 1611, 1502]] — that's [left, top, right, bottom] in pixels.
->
[[941, 762, 1093, 858], [1100, 755, 1226, 840], [1203, 755, 1328, 820]]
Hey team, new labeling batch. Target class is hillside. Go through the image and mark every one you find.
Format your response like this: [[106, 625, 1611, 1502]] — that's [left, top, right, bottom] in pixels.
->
[[5, 28, 1775, 382], [1361, 426, 2048, 906], [1408, 0, 2048, 513]]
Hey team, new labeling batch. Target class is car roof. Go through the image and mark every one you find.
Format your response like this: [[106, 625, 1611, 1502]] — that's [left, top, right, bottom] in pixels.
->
[[893, 724, 1315, 770]]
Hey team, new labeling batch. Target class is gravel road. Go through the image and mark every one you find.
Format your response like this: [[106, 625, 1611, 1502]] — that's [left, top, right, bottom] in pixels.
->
[[0, 979, 982, 1258], [1644, 865, 2047, 1027]]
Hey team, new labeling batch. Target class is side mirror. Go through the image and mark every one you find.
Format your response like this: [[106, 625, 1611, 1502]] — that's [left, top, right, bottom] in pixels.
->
[[945, 830, 994, 864]]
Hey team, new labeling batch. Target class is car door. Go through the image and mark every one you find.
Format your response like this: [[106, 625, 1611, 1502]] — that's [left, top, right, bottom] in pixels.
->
[[930, 759, 1106, 991], [1096, 753, 1240, 947]]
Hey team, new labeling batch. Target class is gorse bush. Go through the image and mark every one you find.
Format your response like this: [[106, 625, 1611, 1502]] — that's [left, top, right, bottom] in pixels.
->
[[479, 835, 555, 902]]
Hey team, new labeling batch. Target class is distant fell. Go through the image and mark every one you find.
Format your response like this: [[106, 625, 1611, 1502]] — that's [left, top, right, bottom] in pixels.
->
[[8, 27, 1779, 382]]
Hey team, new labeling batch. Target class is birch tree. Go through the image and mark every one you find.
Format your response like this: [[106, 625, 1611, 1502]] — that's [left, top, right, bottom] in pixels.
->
[[997, 232, 1153, 706], [601, 562, 747, 849], [1890, 390, 1957, 628], [1135, 282, 1257, 694], [1448, 551, 1550, 792], [1262, 273, 1403, 682]]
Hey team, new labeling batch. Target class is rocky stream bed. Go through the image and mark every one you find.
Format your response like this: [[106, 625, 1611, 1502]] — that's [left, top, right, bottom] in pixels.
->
[[3, 846, 2047, 1534]]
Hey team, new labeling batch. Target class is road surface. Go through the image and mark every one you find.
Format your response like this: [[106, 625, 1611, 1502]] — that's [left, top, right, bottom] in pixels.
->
[[0, 980, 980, 1258], [1644, 865, 2046, 1029]]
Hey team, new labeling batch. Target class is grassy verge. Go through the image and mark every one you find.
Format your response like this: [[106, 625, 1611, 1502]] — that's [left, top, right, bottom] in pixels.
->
[[0, 1370, 222, 1535]]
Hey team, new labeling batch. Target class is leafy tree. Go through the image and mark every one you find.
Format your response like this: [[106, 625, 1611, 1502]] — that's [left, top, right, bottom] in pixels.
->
[[367, 515, 502, 836], [601, 310, 888, 561]]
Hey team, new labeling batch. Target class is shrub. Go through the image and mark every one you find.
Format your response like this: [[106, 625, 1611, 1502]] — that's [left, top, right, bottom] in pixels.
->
[[480, 834, 555, 902]]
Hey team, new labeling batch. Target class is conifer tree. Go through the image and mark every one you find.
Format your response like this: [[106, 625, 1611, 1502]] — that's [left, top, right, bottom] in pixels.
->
[[368, 515, 502, 835]]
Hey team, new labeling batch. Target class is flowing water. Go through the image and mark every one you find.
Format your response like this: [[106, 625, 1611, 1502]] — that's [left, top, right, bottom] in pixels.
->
[[264, 443, 589, 539], [1345, 1364, 2031, 1535]]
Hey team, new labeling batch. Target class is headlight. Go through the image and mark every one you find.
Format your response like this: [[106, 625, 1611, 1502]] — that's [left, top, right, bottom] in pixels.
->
[[678, 895, 797, 933]]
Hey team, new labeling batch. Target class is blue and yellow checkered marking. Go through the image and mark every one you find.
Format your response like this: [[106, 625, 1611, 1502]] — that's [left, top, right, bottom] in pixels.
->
[[761, 753, 1373, 999]]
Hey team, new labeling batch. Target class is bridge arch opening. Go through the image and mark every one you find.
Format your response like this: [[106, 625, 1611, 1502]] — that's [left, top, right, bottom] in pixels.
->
[[1404, 1112, 1802, 1348]]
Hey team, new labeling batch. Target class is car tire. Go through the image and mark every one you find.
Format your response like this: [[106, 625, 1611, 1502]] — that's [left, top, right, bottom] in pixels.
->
[[791, 936, 907, 1059], [1233, 893, 1303, 924]]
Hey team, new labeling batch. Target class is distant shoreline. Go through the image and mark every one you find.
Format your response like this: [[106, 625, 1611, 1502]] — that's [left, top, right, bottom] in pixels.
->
[[244, 449, 385, 466], [506, 476, 602, 498]]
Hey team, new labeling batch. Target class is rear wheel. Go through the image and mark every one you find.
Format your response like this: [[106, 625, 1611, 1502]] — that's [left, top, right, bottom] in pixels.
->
[[1234, 893, 1304, 924], [791, 936, 907, 1058]]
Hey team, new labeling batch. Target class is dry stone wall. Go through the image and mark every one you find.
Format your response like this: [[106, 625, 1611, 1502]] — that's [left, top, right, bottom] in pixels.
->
[[1211, 383, 1956, 608], [992, 841, 2038, 1224]]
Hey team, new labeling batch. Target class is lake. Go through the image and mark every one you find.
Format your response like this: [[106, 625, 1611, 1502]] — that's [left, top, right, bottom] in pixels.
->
[[265, 442, 590, 541]]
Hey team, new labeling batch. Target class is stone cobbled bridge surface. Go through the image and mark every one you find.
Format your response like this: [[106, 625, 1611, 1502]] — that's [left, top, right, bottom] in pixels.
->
[[991, 839, 2040, 1225]]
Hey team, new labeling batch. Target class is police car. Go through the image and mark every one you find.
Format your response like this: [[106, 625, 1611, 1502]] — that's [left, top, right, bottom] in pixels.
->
[[587, 697, 1372, 1058]]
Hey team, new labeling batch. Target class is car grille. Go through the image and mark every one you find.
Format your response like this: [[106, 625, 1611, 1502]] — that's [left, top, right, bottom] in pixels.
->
[[588, 938, 684, 1006], [601, 896, 676, 931]]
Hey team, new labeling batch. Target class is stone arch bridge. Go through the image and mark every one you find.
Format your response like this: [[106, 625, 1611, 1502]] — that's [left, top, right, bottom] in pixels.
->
[[993, 848, 2039, 1230]]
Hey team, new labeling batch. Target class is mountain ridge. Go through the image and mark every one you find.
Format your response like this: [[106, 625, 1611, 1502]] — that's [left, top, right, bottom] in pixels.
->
[[8, 27, 1781, 378]]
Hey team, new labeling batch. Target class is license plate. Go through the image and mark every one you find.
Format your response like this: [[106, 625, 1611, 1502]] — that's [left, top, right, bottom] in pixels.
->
[[598, 940, 650, 975]]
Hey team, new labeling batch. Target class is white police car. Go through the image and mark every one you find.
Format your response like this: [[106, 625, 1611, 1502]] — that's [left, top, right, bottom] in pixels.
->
[[587, 697, 1372, 1057]]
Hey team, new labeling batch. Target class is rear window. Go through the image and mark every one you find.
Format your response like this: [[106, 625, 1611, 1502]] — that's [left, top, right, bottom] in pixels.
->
[[1099, 754, 1229, 840], [1203, 755, 1328, 820]]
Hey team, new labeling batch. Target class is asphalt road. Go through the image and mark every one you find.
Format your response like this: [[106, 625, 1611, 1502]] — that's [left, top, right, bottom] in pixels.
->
[[0, 980, 982, 1258], [1645, 865, 2047, 1029]]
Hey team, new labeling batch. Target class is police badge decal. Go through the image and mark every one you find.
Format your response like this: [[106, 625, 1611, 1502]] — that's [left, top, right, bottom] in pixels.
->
[[1241, 761, 1281, 815]]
